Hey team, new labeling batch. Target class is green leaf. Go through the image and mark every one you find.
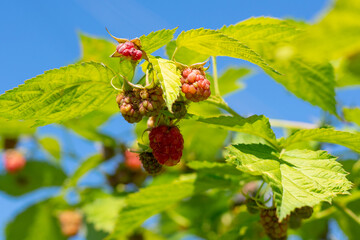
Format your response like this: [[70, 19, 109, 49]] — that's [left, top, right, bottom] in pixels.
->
[[82, 195, 126, 233], [6, 200, 66, 240], [0, 62, 117, 126], [107, 173, 237, 239], [0, 118, 36, 137], [63, 154, 103, 190], [0, 161, 66, 196], [207, 67, 251, 96], [165, 41, 210, 65], [39, 136, 61, 162], [140, 28, 177, 54], [176, 28, 278, 74], [187, 161, 244, 176], [220, 17, 304, 43], [220, 18, 337, 115], [266, 58, 338, 116], [226, 143, 352, 220], [148, 56, 181, 110], [343, 107, 360, 127], [188, 114, 280, 150], [296, 0, 360, 60], [283, 128, 360, 153], [79, 33, 118, 72]]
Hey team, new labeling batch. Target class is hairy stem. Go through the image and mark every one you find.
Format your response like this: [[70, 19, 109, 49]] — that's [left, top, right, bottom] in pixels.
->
[[211, 56, 221, 96]]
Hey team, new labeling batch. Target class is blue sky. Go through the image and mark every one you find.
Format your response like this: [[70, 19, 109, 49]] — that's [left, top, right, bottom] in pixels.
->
[[0, 0, 356, 239]]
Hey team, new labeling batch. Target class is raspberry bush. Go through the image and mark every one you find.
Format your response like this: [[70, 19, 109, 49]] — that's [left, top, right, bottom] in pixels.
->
[[1, 1, 360, 239]]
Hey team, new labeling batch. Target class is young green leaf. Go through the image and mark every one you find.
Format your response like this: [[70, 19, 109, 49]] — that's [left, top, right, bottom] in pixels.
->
[[140, 28, 178, 54], [188, 114, 280, 150], [39, 136, 61, 162], [79, 33, 118, 72], [107, 173, 238, 238], [165, 41, 210, 65], [6, 200, 66, 240], [0, 118, 36, 137], [176, 28, 279, 74], [220, 17, 304, 43], [148, 56, 181, 110], [0, 161, 66, 196], [63, 154, 103, 190], [226, 143, 352, 220], [0, 62, 117, 126], [283, 128, 360, 153], [187, 161, 244, 176], [82, 195, 126, 233], [296, 0, 360, 60], [343, 107, 360, 127]]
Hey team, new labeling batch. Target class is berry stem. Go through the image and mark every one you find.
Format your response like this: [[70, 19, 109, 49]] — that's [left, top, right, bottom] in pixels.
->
[[171, 47, 178, 61], [211, 56, 221, 96], [333, 201, 360, 225]]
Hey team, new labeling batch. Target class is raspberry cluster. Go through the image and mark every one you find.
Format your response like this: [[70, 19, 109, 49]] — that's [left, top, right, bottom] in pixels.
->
[[3, 150, 26, 174], [116, 87, 165, 123], [139, 152, 163, 174], [260, 208, 288, 240], [149, 125, 184, 166], [58, 211, 82, 237], [181, 68, 211, 102], [116, 41, 142, 61]]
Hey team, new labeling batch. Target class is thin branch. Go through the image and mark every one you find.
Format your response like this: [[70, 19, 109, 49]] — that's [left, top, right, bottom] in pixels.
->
[[211, 56, 220, 96]]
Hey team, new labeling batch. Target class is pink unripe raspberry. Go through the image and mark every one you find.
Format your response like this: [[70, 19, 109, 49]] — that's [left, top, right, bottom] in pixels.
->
[[124, 150, 142, 170], [116, 41, 142, 61], [181, 68, 211, 102]]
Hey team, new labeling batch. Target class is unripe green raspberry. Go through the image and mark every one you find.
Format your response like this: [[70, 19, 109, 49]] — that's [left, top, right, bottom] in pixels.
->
[[294, 206, 313, 219], [139, 152, 162, 174]]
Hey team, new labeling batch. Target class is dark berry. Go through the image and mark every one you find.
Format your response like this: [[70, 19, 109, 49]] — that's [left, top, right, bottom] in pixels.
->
[[149, 125, 184, 166], [294, 206, 313, 219], [181, 68, 211, 102], [116, 41, 142, 61], [139, 152, 163, 174], [260, 208, 288, 240], [3, 150, 26, 174], [289, 213, 302, 229], [172, 101, 187, 119], [245, 198, 259, 214]]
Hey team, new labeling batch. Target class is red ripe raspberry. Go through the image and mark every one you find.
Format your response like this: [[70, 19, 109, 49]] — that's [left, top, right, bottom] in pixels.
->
[[58, 210, 82, 237], [3, 150, 26, 173], [260, 208, 288, 240], [116, 41, 143, 61], [181, 68, 211, 102], [139, 152, 162, 174], [124, 150, 142, 170], [149, 126, 184, 166]]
